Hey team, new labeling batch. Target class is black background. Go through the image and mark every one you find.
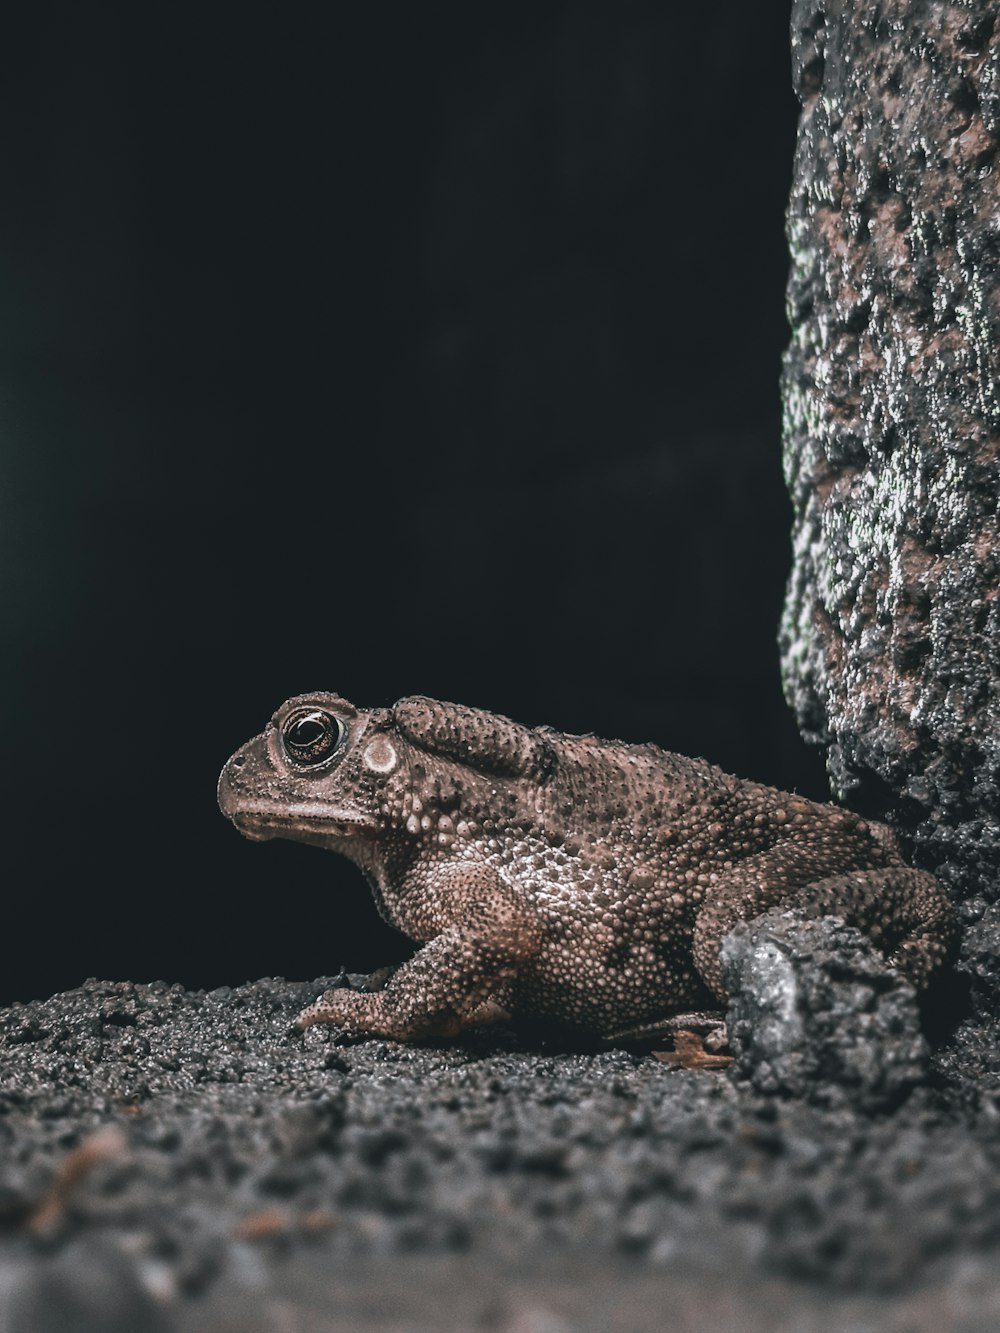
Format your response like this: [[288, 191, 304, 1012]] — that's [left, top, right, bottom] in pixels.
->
[[2, 3, 826, 1007]]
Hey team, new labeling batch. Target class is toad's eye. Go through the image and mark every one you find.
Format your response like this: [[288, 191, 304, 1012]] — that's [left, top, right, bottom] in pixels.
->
[[282, 709, 345, 765]]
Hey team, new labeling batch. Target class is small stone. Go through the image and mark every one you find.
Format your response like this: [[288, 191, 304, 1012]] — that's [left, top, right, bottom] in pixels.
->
[[721, 909, 929, 1112]]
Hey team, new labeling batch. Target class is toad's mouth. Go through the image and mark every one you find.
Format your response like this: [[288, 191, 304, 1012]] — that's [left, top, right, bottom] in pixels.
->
[[226, 801, 378, 842]]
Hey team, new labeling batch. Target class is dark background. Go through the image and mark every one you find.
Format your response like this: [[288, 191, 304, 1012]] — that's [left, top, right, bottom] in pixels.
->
[[1, 3, 825, 1007]]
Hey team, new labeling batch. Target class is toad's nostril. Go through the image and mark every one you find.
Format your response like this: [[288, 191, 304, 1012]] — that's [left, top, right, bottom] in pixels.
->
[[231, 754, 247, 769]]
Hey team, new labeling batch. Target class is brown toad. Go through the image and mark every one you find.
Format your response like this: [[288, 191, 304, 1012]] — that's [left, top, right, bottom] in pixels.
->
[[217, 693, 956, 1044]]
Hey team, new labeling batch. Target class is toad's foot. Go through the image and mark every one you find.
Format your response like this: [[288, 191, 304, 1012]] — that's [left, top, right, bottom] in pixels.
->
[[296, 881, 535, 1041], [294, 985, 512, 1040], [600, 1010, 731, 1069], [601, 1009, 727, 1049], [653, 1029, 733, 1070]]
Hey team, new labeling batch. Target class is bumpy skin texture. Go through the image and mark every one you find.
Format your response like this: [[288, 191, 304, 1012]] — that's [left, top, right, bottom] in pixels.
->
[[218, 694, 957, 1042]]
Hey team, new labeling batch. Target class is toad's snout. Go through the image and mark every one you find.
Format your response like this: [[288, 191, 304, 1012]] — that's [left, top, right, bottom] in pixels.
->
[[217, 747, 265, 834]]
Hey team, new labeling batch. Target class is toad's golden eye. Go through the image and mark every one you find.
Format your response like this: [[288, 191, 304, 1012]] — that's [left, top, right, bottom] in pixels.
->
[[282, 709, 345, 765]]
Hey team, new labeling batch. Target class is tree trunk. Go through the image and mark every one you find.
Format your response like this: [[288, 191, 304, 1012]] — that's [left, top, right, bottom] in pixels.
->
[[781, 0, 1000, 937]]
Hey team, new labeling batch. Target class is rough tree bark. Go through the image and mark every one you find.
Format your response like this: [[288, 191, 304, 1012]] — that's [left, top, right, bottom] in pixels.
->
[[781, 0, 1000, 964]]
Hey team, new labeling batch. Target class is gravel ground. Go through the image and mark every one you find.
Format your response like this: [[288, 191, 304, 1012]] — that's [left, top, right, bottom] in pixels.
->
[[2, 925, 1000, 1331]]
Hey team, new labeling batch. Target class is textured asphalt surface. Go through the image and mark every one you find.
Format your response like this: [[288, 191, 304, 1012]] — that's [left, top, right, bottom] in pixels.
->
[[2, 921, 1000, 1332]]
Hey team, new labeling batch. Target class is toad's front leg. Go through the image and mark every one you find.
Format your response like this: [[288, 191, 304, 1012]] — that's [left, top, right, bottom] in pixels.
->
[[296, 878, 542, 1041]]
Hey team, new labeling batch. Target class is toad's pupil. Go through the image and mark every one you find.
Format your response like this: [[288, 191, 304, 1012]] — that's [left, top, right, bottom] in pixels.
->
[[282, 709, 343, 764], [290, 718, 326, 746]]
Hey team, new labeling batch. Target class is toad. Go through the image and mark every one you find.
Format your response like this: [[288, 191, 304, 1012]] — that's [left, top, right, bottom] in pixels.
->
[[218, 693, 956, 1046]]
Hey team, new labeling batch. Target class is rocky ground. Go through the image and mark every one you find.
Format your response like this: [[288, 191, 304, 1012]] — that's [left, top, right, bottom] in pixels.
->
[[2, 918, 1000, 1332]]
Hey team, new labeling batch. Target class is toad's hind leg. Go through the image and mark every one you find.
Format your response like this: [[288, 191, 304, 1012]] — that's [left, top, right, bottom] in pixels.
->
[[694, 862, 958, 1000]]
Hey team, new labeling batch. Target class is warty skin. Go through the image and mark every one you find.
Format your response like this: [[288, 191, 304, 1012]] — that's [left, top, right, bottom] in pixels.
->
[[218, 693, 957, 1042]]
